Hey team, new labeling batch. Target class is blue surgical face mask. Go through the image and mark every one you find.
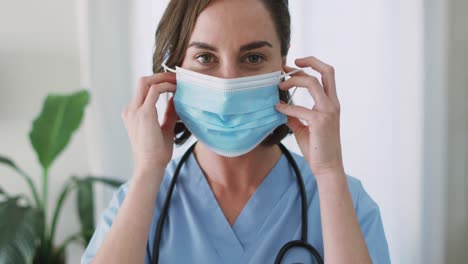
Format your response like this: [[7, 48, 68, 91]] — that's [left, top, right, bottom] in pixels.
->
[[162, 63, 302, 157]]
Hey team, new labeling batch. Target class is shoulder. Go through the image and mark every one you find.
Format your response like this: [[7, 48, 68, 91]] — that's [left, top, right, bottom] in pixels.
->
[[289, 151, 383, 222], [81, 155, 190, 264], [88, 154, 188, 231], [288, 151, 390, 263], [288, 151, 366, 204]]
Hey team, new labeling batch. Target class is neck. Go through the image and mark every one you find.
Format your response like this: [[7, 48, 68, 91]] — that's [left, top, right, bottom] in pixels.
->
[[193, 142, 282, 192]]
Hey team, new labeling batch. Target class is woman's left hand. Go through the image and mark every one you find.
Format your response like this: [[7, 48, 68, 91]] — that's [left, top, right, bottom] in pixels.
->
[[275, 56, 344, 178]]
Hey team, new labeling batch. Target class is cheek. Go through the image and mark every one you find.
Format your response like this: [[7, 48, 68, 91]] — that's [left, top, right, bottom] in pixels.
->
[[267, 54, 286, 72]]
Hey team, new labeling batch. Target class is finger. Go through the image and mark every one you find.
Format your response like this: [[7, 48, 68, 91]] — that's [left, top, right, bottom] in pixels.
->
[[284, 65, 309, 77], [285, 114, 307, 134], [285, 115, 310, 160], [132, 72, 176, 108], [295, 57, 338, 102], [283, 65, 328, 106], [279, 76, 328, 107], [142, 82, 176, 110], [161, 96, 178, 132], [275, 102, 316, 123], [121, 105, 130, 121]]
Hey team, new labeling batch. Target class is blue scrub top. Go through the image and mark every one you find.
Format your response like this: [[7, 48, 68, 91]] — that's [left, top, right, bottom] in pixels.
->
[[82, 151, 390, 264]]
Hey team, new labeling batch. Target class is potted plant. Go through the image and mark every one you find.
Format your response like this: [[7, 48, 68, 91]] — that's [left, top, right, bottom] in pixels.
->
[[0, 90, 124, 263]]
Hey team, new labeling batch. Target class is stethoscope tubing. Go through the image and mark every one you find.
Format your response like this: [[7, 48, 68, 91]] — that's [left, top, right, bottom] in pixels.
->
[[150, 142, 324, 264]]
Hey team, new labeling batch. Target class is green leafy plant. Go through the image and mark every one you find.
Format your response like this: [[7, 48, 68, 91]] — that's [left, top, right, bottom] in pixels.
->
[[0, 90, 124, 263]]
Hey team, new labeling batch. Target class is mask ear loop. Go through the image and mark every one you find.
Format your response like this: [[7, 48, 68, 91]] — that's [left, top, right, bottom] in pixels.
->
[[280, 68, 303, 104], [162, 62, 177, 73], [161, 62, 184, 124]]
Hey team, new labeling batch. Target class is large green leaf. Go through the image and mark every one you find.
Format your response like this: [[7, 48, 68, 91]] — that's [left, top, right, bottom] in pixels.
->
[[85, 176, 124, 188], [0, 187, 8, 200], [0, 155, 41, 208], [0, 155, 16, 169], [75, 177, 123, 245], [49, 176, 123, 250], [48, 179, 75, 248], [29, 90, 90, 170], [76, 179, 94, 244], [0, 198, 41, 264]]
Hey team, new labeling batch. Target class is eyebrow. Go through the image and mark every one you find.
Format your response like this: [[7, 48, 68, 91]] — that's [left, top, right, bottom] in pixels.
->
[[240, 41, 273, 52], [187, 41, 273, 52], [188, 42, 218, 52]]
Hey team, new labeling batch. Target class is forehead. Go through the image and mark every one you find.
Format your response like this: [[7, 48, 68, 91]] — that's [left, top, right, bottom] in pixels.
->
[[189, 0, 279, 48]]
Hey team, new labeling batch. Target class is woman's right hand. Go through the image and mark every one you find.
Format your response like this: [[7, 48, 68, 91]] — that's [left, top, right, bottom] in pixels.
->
[[121, 72, 178, 175]]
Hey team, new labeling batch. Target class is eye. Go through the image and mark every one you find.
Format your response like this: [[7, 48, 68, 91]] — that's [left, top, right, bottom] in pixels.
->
[[245, 54, 264, 64], [196, 53, 215, 64]]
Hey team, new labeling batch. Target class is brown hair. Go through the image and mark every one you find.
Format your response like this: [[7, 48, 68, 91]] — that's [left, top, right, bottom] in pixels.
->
[[153, 0, 292, 146]]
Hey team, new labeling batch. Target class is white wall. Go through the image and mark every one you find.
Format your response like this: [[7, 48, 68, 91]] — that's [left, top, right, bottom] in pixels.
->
[[76, 0, 134, 221], [0, 1, 88, 263]]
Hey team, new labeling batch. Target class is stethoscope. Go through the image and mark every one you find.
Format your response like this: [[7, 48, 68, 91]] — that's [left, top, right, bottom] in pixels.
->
[[150, 142, 324, 264]]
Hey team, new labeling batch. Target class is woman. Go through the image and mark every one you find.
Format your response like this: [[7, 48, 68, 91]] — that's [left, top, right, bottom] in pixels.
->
[[82, 0, 390, 263]]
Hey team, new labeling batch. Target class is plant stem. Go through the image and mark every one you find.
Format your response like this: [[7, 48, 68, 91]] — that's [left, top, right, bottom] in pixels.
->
[[42, 167, 49, 233], [10, 164, 42, 209], [18, 169, 40, 207], [49, 179, 76, 247], [42, 167, 50, 261]]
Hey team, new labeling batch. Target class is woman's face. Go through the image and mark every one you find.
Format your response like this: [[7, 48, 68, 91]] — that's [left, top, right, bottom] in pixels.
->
[[181, 0, 285, 78]]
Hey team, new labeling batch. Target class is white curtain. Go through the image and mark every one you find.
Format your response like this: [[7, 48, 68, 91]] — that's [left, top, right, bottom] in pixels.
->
[[79, 0, 433, 263], [77, 0, 134, 215]]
